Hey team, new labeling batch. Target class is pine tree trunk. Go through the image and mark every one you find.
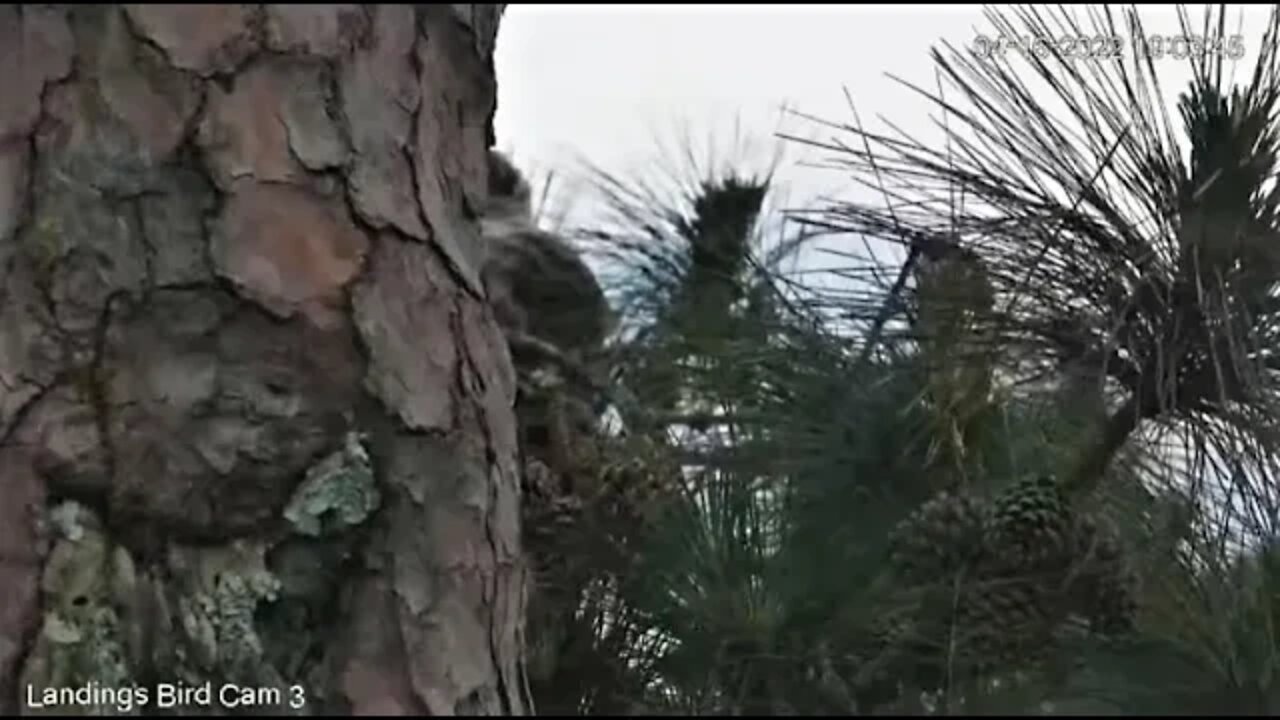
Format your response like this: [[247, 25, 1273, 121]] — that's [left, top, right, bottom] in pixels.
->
[[0, 4, 529, 715]]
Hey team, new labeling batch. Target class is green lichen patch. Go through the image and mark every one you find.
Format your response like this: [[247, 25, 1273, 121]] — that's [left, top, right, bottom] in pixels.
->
[[20, 502, 137, 715], [283, 431, 379, 537], [166, 541, 283, 685]]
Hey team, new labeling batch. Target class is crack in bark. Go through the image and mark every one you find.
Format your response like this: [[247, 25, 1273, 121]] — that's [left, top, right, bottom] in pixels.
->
[[10, 117, 38, 247], [0, 373, 65, 449], [341, 169, 464, 440], [119, 6, 176, 73], [453, 301, 528, 715], [192, 125, 259, 312], [320, 56, 350, 163], [401, 86, 433, 229], [403, 30, 485, 302], [130, 195, 157, 294], [87, 290, 127, 496], [272, 58, 346, 177], [335, 165, 406, 437], [172, 80, 212, 166]]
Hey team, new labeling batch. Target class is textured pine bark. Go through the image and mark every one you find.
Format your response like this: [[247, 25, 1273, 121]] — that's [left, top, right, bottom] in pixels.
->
[[0, 4, 528, 715]]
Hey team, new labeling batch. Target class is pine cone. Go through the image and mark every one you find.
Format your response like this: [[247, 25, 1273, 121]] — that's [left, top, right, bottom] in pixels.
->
[[889, 491, 988, 583], [986, 475, 1075, 574], [954, 579, 1055, 670]]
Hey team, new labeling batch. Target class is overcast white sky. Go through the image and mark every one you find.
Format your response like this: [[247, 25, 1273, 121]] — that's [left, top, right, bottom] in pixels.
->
[[494, 4, 991, 224], [493, 4, 1271, 232]]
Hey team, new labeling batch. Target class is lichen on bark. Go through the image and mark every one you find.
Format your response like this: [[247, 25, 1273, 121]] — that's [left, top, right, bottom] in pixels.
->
[[283, 431, 380, 538], [19, 502, 136, 716], [1, 4, 527, 715]]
